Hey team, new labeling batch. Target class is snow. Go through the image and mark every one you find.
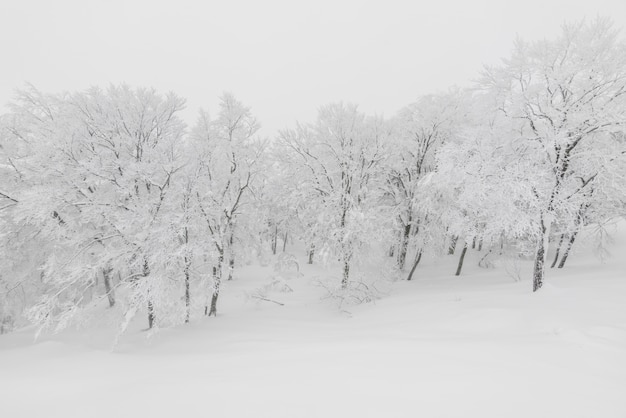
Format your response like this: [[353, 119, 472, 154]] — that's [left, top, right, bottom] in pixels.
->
[[1, 224, 625, 417]]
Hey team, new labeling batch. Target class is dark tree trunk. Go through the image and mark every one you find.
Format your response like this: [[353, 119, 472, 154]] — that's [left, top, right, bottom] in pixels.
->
[[341, 259, 350, 289], [533, 216, 549, 292], [103, 270, 115, 308], [143, 259, 155, 329], [228, 231, 235, 281], [282, 231, 288, 252], [406, 250, 423, 281], [148, 301, 155, 329], [388, 245, 395, 257], [557, 231, 578, 269], [455, 243, 468, 276], [228, 258, 234, 281], [397, 220, 411, 270], [478, 239, 483, 252], [308, 244, 315, 265], [102, 267, 115, 308], [183, 227, 191, 323], [205, 266, 217, 316], [448, 235, 458, 255], [271, 225, 278, 255], [208, 251, 223, 317], [478, 249, 493, 268], [184, 259, 191, 323], [550, 234, 566, 268], [472, 237, 476, 249], [208, 292, 218, 317]]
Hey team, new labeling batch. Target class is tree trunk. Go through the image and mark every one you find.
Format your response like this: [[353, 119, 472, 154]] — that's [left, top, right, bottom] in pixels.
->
[[478, 239, 483, 252], [143, 259, 155, 329], [341, 258, 350, 289], [183, 227, 191, 323], [557, 231, 578, 269], [282, 231, 288, 252], [455, 243, 468, 276], [472, 237, 476, 249], [397, 220, 411, 271], [407, 250, 423, 281], [148, 301, 155, 329], [388, 245, 395, 257], [448, 235, 458, 255], [205, 266, 216, 316], [208, 250, 223, 317], [533, 214, 551, 292], [478, 249, 493, 268], [228, 231, 234, 281], [103, 267, 115, 308], [184, 259, 191, 323], [308, 244, 315, 265], [271, 225, 278, 255], [228, 258, 234, 281], [550, 234, 566, 268]]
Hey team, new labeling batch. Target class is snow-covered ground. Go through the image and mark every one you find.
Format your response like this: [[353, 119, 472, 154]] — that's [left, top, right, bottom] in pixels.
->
[[1, 223, 625, 418]]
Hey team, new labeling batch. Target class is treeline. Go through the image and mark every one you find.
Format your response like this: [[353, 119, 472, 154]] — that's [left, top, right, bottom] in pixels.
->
[[0, 19, 625, 334]]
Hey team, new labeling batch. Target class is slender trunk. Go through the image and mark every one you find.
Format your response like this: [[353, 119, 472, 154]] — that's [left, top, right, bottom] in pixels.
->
[[407, 250, 423, 281], [472, 237, 476, 249], [550, 234, 566, 268], [205, 266, 216, 316], [448, 235, 458, 255], [228, 232, 234, 281], [103, 267, 115, 308], [208, 250, 223, 317], [282, 231, 288, 252], [397, 220, 411, 270], [533, 214, 551, 292], [148, 301, 155, 329], [557, 204, 586, 269], [478, 239, 483, 252], [339, 191, 350, 288], [557, 231, 578, 269], [183, 227, 191, 323], [308, 244, 315, 265], [533, 238, 546, 292], [341, 258, 350, 289], [143, 260, 155, 329], [388, 245, 395, 257], [271, 225, 277, 255], [455, 243, 468, 276], [184, 257, 191, 323], [478, 249, 493, 268]]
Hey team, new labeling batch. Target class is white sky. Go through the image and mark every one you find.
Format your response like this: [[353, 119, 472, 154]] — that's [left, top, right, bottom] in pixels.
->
[[1, 0, 626, 136]]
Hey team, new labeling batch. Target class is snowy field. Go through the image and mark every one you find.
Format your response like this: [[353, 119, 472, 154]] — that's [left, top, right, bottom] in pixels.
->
[[1, 223, 625, 418]]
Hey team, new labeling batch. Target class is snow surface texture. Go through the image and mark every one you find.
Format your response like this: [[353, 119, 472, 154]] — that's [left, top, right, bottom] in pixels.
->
[[1, 223, 625, 418]]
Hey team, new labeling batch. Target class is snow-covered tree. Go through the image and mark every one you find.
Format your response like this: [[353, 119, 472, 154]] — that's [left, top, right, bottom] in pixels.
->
[[0, 85, 188, 331], [278, 103, 391, 287], [481, 18, 626, 291], [384, 90, 469, 276], [189, 93, 265, 316]]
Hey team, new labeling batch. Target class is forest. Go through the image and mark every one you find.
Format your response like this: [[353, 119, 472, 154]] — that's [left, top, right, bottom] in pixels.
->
[[1, 18, 625, 336]]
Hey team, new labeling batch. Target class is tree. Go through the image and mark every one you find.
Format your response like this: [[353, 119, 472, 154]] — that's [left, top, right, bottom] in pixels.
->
[[190, 93, 264, 316], [481, 18, 626, 291], [278, 103, 390, 288], [383, 90, 468, 275], [1, 85, 189, 331]]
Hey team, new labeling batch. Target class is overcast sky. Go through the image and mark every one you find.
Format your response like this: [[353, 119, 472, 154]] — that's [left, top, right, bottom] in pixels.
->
[[1, 0, 625, 136]]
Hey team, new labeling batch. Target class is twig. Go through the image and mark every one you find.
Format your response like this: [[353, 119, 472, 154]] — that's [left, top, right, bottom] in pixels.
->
[[250, 295, 284, 306]]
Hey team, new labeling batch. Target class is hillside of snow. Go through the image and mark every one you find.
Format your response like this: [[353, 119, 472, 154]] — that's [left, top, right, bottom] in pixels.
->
[[1, 221, 625, 418]]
